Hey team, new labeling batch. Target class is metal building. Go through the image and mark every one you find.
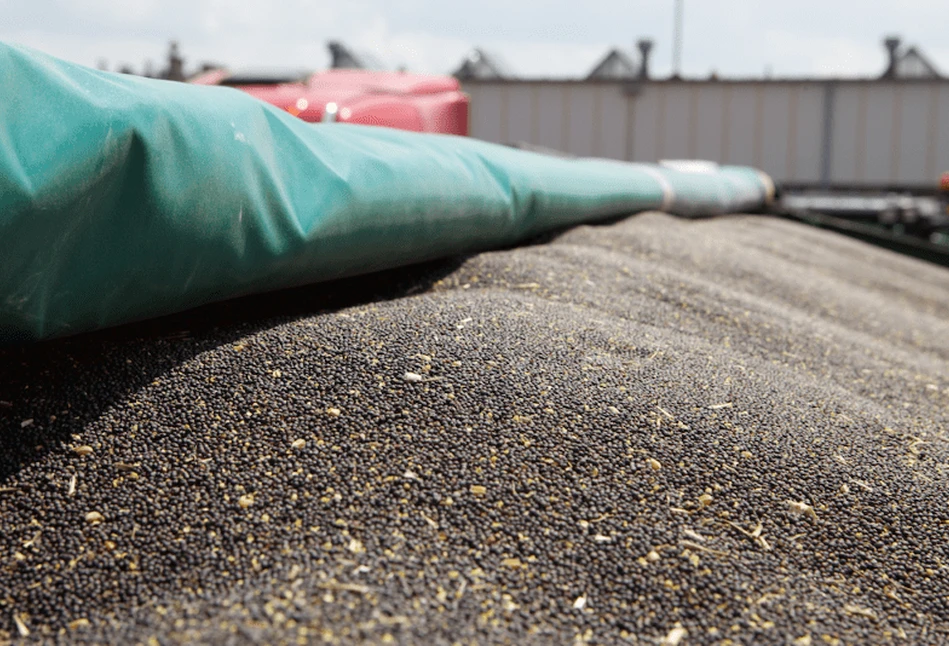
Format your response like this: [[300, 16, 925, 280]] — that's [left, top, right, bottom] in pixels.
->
[[460, 37, 949, 190]]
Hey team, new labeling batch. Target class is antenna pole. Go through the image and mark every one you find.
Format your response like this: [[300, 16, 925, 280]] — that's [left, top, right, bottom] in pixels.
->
[[673, 0, 684, 77]]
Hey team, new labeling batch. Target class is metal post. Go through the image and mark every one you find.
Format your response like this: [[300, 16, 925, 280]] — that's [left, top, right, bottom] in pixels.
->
[[672, 0, 684, 77], [820, 82, 836, 188]]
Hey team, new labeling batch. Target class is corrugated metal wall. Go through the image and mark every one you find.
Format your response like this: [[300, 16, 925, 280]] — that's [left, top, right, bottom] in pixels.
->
[[463, 80, 949, 189]]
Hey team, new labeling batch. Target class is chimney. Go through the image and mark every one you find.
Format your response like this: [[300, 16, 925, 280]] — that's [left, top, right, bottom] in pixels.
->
[[883, 36, 901, 78], [637, 39, 654, 80], [166, 41, 184, 81]]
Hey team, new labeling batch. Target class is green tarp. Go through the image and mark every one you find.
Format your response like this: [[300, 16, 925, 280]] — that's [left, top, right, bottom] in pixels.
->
[[0, 42, 775, 344]]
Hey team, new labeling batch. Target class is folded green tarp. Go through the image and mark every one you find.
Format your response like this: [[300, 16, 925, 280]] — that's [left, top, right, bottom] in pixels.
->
[[0, 42, 774, 344]]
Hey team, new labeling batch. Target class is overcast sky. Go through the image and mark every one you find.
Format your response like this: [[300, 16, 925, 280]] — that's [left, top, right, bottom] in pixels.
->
[[4, 1, 949, 79]]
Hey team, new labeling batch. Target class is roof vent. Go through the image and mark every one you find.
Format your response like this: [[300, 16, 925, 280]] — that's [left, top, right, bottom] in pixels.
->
[[882, 36, 901, 79], [637, 39, 654, 80]]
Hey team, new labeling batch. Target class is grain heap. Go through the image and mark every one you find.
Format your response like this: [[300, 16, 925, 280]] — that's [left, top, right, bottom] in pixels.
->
[[1, 212, 948, 645]]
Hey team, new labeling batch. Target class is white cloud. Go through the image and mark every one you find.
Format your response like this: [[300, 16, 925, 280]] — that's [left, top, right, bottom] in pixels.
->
[[69, 0, 162, 24], [4, 0, 949, 79], [345, 14, 607, 77], [476, 41, 609, 78], [762, 30, 885, 78], [811, 42, 885, 78], [3, 30, 163, 71]]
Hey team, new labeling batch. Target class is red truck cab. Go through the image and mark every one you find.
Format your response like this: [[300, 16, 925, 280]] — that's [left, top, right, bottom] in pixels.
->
[[190, 67, 469, 136]]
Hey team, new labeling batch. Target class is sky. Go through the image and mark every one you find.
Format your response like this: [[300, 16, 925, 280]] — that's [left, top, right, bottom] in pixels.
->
[[3, 0, 949, 79]]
